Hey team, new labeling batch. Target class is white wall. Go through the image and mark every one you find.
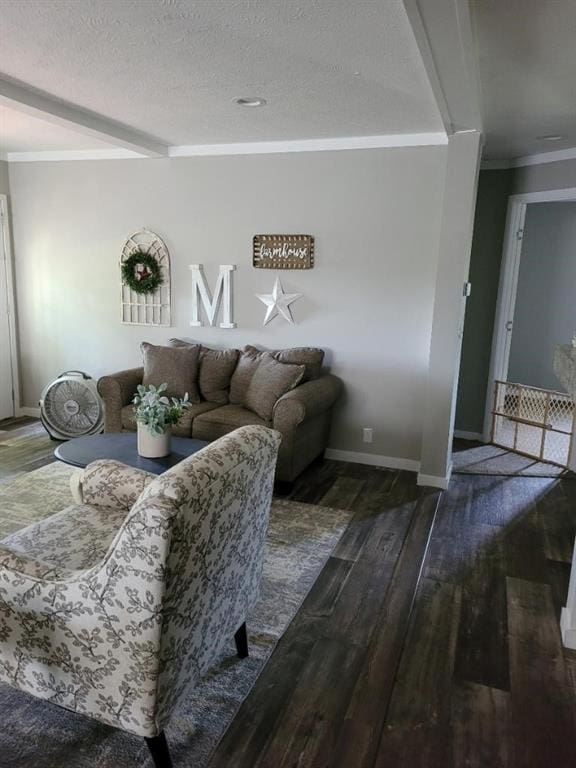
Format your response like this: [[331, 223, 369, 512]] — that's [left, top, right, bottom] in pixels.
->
[[0, 161, 9, 195], [508, 202, 576, 391], [8, 148, 447, 464], [513, 158, 576, 195], [419, 131, 482, 484]]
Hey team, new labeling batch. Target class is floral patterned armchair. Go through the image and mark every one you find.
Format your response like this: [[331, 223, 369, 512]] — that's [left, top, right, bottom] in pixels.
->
[[0, 425, 281, 767]]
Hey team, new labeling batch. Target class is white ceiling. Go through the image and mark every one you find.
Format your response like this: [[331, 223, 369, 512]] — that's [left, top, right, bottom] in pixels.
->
[[0, 104, 118, 153], [0, 0, 444, 153], [472, 0, 576, 160]]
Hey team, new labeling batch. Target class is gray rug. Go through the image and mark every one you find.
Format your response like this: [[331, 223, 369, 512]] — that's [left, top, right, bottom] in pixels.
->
[[452, 443, 573, 478], [0, 462, 353, 767]]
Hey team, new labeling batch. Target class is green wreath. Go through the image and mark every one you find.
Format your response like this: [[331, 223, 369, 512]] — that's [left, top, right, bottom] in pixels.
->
[[121, 250, 164, 295]]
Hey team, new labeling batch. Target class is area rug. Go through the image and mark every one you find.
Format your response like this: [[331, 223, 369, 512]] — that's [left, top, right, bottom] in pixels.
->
[[0, 462, 353, 767], [452, 443, 573, 478]]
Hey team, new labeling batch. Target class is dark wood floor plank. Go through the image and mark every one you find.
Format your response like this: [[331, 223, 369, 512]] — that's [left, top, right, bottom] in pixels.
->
[[537, 481, 576, 563], [453, 527, 510, 691], [318, 475, 366, 511], [329, 492, 439, 768], [373, 577, 462, 768], [451, 682, 510, 768], [252, 637, 364, 768], [507, 576, 576, 768]]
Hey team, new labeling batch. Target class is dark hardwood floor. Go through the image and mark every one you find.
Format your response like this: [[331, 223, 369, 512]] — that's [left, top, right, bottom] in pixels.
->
[[1, 418, 575, 767]]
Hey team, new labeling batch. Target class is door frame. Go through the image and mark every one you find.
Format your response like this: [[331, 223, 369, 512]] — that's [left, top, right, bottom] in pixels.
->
[[0, 194, 20, 418], [482, 186, 576, 441]]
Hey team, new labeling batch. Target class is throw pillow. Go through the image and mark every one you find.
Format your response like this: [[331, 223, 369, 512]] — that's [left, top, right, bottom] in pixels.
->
[[244, 352, 305, 420], [198, 348, 239, 404], [272, 347, 324, 382], [168, 338, 239, 404], [141, 341, 201, 402], [229, 345, 264, 405]]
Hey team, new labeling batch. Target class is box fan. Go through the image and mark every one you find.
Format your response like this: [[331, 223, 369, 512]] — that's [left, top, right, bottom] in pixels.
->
[[40, 371, 104, 440]]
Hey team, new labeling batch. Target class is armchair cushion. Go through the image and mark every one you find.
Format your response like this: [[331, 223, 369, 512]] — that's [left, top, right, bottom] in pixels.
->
[[0, 502, 128, 575], [141, 341, 201, 402], [245, 352, 305, 420]]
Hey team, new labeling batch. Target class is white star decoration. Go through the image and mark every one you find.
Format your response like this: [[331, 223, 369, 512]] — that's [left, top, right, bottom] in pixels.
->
[[256, 278, 303, 325]]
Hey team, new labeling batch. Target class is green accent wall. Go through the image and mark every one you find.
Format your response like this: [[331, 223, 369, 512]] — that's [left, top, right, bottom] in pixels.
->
[[455, 169, 513, 434]]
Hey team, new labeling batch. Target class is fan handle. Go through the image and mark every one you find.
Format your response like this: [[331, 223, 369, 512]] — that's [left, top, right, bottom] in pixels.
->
[[57, 370, 90, 379]]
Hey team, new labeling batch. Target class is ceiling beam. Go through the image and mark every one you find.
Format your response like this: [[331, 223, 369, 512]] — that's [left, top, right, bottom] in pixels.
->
[[403, 0, 483, 135], [0, 75, 169, 158]]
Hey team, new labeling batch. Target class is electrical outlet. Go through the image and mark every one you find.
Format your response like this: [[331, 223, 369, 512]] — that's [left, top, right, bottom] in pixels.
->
[[363, 427, 373, 444]]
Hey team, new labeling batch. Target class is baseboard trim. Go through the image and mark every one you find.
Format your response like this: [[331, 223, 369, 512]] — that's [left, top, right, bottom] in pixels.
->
[[561, 606, 576, 650], [454, 430, 484, 441], [325, 448, 420, 473], [19, 406, 41, 418], [417, 462, 453, 490]]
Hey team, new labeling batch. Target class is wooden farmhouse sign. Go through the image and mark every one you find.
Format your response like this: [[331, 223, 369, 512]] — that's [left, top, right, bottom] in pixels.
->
[[253, 234, 314, 269]]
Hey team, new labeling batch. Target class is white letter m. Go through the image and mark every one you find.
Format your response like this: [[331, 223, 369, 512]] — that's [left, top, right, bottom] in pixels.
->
[[189, 264, 236, 328]]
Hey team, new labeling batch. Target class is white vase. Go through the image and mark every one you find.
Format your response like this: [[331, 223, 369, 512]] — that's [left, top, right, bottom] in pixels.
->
[[137, 423, 172, 458]]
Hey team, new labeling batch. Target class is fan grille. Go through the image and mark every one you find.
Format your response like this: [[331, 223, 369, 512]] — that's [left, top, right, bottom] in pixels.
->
[[42, 378, 103, 437]]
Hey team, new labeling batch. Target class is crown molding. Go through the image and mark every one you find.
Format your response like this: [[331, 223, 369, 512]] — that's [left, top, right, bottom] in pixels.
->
[[5, 133, 449, 162], [482, 146, 576, 171], [168, 133, 448, 157], [6, 148, 145, 162], [513, 146, 576, 167]]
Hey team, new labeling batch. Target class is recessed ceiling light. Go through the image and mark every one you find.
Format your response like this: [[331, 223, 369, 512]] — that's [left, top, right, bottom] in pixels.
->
[[537, 134, 563, 141], [234, 97, 267, 107]]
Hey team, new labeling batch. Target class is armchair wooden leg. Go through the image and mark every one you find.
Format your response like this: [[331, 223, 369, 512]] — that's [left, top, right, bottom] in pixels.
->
[[234, 622, 249, 659], [145, 731, 173, 768]]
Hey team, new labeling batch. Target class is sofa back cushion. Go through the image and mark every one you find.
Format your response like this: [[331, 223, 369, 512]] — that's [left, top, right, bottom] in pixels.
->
[[229, 345, 325, 406], [169, 339, 239, 404], [229, 345, 262, 405], [244, 352, 305, 420], [141, 341, 201, 402], [272, 347, 324, 382]]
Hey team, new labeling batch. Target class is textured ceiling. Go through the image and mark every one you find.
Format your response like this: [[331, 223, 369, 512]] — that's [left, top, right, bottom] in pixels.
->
[[0, 0, 443, 152], [0, 104, 118, 153], [473, 0, 576, 159]]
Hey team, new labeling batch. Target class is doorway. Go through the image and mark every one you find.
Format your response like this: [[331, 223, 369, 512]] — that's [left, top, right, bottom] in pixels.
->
[[484, 188, 576, 468], [0, 194, 18, 421]]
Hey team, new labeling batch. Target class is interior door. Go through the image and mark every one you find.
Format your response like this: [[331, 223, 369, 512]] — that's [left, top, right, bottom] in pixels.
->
[[0, 215, 14, 421]]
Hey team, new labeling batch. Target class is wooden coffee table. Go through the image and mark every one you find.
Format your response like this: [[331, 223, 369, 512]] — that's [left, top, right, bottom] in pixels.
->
[[55, 432, 208, 474]]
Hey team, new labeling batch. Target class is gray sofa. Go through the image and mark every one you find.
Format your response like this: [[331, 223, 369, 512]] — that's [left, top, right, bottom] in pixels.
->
[[97, 341, 342, 483]]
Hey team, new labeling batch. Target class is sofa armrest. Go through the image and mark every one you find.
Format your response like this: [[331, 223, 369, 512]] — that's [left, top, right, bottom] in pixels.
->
[[273, 374, 342, 432], [78, 459, 156, 509], [97, 367, 143, 432]]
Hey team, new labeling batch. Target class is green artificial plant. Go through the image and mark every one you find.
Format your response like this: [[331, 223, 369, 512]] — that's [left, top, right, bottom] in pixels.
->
[[133, 383, 191, 435]]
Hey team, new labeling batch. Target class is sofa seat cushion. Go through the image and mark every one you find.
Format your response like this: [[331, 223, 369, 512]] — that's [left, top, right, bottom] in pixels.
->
[[121, 401, 218, 436], [192, 404, 271, 442], [1, 503, 128, 573]]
